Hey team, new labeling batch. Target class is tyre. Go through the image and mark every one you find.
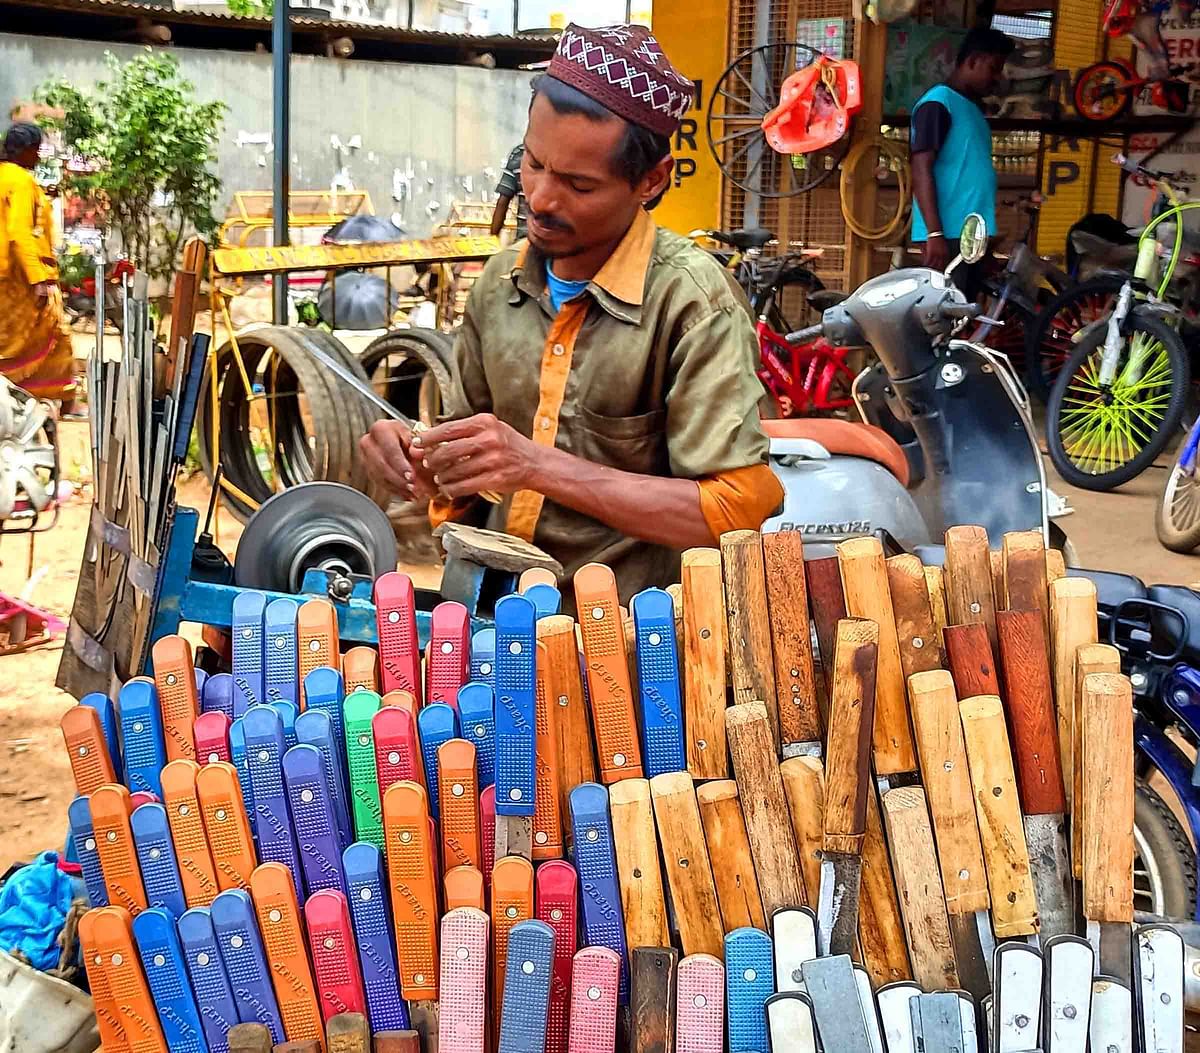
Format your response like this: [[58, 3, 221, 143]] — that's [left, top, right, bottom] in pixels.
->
[[1135, 778, 1197, 920], [1046, 309, 1189, 491], [1025, 275, 1124, 402], [1073, 61, 1135, 122], [1156, 449, 1200, 551], [753, 263, 825, 335]]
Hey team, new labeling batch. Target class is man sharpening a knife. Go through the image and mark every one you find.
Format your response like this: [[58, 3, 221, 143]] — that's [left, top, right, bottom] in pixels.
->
[[361, 23, 782, 602]]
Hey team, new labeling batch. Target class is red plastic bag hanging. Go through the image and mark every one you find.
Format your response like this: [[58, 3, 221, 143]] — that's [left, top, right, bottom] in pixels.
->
[[762, 56, 863, 155]]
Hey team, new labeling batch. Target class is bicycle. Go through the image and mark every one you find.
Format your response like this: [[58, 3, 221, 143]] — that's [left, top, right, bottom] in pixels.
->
[[692, 226, 854, 416]]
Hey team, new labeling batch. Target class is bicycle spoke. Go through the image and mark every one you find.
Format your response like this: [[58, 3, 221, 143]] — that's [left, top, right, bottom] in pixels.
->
[[713, 123, 763, 148], [732, 61, 774, 112]]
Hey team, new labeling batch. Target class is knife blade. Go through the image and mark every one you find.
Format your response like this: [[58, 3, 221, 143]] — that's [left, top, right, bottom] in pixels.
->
[[418, 702, 460, 819], [428, 601, 471, 707], [342, 647, 380, 696], [195, 711, 232, 765], [630, 947, 678, 1053], [438, 907, 489, 1053], [675, 953, 723, 1053], [375, 572, 423, 699], [83, 906, 169, 1052], [67, 795, 108, 907], [497, 920, 555, 1053], [152, 634, 200, 762], [282, 742, 346, 895], [1044, 934, 1093, 1053], [533, 640, 564, 859], [439, 738, 481, 872], [1070, 644, 1120, 879], [306, 889, 368, 1022], [536, 616, 595, 832], [1089, 977, 1133, 1053], [297, 598, 341, 707], [1134, 924, 1184, 1053], [161, 759, 220, 908], [492, 855, 535, 1031], [996, 608, 1073, 939], [243, 705, 302, 898], [264, 598, 300, 706], [725, 927, 774, 1053], [1048, 577, 1098, 818], [993, 942, 1042, 1053], [1001, 530, 1050, 645], [344, 689, 384, 850], [211, 888, 285, 1042], [196, 761, 258, 891], [908, 992, 964, 1053], [342, 841, 411, 1032], [771, 907, 817, 992], [178, 905, 241, 1051], [61, 704, 116, 795], [535, 859, 578, 1053], [609, 778, 670, 948], [132, 907, 209, 1051], [876, 981, 921, 1053], [816, 618, 878, 955], [120, 676, 167, 797], [232, 591, 268, 716], [694, 780, 766, 933], [631, 588, 686, 777], [470, 627, 496, 686], [295, 709, 354, 854], [779, 758, 825, 910], [458, 682, 496, 791], [90, 782, 149, 914], [446, 865, 486, 910], [131, 802, 188, 918], [525, 583, 562, 619], [943, 525, 999, 653], [679, 548, 729, 780], [575, 564, 644, 782], [568, 946, 621, 1053]]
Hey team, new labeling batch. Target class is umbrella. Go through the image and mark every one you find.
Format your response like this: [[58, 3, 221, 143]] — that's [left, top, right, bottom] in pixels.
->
[[323, 214, 406, 244], [317, 270, 399, 330]]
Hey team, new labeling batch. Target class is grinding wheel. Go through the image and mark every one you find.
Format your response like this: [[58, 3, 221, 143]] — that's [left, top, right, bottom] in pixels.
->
[[234, 482, 397, 593]]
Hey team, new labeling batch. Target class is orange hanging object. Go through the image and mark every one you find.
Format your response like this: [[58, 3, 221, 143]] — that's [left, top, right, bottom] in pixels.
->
[[761, 56, 863, 155]]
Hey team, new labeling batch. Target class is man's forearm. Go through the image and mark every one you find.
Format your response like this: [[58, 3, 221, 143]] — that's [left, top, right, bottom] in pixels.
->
[[911, 154, 943, 234]]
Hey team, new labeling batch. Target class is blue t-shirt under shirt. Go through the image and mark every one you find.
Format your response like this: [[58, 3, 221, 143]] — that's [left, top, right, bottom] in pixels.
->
[[546, 263, 589, 313]]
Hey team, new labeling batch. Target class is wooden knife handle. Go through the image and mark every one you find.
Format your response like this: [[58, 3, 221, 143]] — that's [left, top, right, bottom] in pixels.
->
[[923, 566, 949, 665], [859, 787, 912, 986], [681, 549, 729, 780], [822, 618, 879, 854], [695, 780, 767, 932], [1001, 530, 1049, 644], [958, 695, 1039, 937], [943, 622, 1000, 699], [721, 530, 779, 745], [943, 526, 998, 652], [779, 757, 825, 912], [837, 538, 915, 777], [1045, 549, 1067, 583], [1049, 577, 1098, 819], [608, 778, 670, 950], [630, 947, 678, 1053], [373, 1033, 421, 1053], [804, 556, 848, 708], [537, 616, 596, 827], [996, 609, 1067, 816], [1080, 672, 1134, 924], [762, 531, 821, 745], [885, 555, 942, 680], [1071, 644, 1121, 878]]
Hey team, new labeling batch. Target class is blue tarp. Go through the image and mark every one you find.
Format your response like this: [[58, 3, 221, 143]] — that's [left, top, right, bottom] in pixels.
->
[[0, 853, 74, 972]]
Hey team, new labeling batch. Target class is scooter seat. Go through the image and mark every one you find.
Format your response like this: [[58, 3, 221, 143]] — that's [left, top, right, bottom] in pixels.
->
[[1067, 567, 1146, 614], [761, 418, 910, 488], [710, 227, 774, 251], [1147, 584, 1200, 663]]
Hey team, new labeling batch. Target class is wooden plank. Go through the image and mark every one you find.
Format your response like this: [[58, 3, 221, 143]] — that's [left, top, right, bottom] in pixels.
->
[[1071, 644, 1121, 878], [924, 566, 949, 666], [943, 525, 999, 654], [538, 615, 596, 832], [1002, 530, 1050, 647], [779, 756, 825, 910], [681, 549, 729, 780], [609, 778, 671, 951], [943, 623, 1000, 699], [859, 787, 912, 986], [886, 554, 942, 681], [1049, 577, 1098, 822], [762, 531, 820, 748], [695, 780, 767, 932], [649, 772, 725, 958], [804, 556, 847, 709], [725, 702, 806, 915], [721, 531, 779, 745]]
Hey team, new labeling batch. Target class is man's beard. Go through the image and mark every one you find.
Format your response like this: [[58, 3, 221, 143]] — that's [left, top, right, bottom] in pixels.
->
[[527, 212, 582, 259]]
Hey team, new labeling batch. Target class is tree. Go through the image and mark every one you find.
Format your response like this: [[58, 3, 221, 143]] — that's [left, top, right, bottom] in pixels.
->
[[37, 52, 226, 282]]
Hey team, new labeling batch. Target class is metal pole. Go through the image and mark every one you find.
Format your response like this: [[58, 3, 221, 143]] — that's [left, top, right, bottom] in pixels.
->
[[272, 0, 291, 325]]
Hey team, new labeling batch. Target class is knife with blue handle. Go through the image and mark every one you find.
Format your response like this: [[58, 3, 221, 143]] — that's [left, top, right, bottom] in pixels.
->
[[263, 598, 299, 706], [282, 742, 346, 895], [495, 594, 537, 861], [498, 919, 555, 1053], [67, 795, 108, 907], [725, 927, 774, 1053], [195, 668, 209, 701], [569, 782, 629, 1003], [524, 584, 561, 620], [80, 690, 122, 774], [227, 718, 257, 847], [179, 907, 240, 1053], [210, 888, 285, 1043], [470, 628, 496, 685], [231, 592, 267, 716], [203, 673, 235, 720], [120, 677, 167, 796], [270, 700, 298, 750], [242, 705, 302, 899], [343, 841, 411, 1031], [295, 708, 353, 850], [131, 802, 188, 917], [303, 666, 345, 753], [631, 588, 685, 778], [456, 682, 495, 790], [418, 702, 460, 819], [132, 907, 210, 1052]]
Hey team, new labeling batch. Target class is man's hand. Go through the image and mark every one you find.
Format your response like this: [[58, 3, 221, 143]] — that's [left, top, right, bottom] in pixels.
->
[[414, 413, 537, 499], [359, 420, 438, 502], [922, 235, 951, 271]]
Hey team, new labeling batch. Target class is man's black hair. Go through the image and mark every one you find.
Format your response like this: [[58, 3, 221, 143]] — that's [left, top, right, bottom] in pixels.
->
[[956, 27, 1016, 66], [3, 122, 43, 161], [530, 74, 672, 208]]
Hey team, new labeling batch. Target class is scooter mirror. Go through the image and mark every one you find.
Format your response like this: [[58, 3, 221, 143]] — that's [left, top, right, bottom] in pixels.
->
[[959, 213, 989, 264]]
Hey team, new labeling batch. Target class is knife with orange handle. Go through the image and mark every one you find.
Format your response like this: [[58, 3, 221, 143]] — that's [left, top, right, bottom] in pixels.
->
[[537, 615, 595, 829], [78, 906, 132, 1052], [445, 865, 485, 910], [680, 548, 728, 780], [81, 905, 167, 1052], [439, 738, 481, 873], [159, 759, 220, 907], [248, 861, 325, 1047], [520, 568, 557, 592], [480, 784, 496, 894], [574, 563, 643, 782], [298, 599, 341, 707], [196, 760, 258, 891], [1001, 530, 1050, 644], [720, 530, 779, 744], [1071, 643, 1121, 878], [152, 634, 199, 761], [533, 640, 564, 859], [382, 690, 419, 716], [342, 646, 380, 695], [61, 704, 116, 794], [90, 783, 149, 915], [491, 854, 535, 1030], [382, 780, 440, 1050], [943, 622, 1000, 699], [762, 531, 820, 757], [943, 525, 999, 653], [608, 778, 670, 949], [885, 554, 942, 682]]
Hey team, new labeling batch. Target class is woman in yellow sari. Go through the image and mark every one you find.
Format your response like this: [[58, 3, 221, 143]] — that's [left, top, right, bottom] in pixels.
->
[[0, 123, 78, 413]]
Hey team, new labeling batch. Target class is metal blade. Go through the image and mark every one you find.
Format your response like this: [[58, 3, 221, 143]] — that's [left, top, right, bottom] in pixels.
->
[[299, 337, 413, 426], [1087, 920, 1133, 988], [1088, 977, 1132, 1053], [801, 955, 871, 1053], [947, 911, 993, 1003], [910, 993, 966, 1053], [876, 982, 921, 1053], [1023, 812, 1074, 940], [1135, 925, 1184, 1053], [816, 854, 863, 958]]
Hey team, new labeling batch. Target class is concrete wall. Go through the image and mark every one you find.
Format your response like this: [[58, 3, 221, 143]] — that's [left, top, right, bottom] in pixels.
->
[[0, 32, 535, 238]]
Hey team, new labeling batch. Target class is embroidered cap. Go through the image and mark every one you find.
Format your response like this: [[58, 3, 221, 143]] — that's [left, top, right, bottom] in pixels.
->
[[547, 23, 695, 137]]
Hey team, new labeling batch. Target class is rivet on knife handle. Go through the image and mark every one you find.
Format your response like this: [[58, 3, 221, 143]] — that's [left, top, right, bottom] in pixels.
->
[[609, 779, 670, 950], [943, 621, 1000, 701], [233, 592, 267, 717], [458, 682, 496, 791], [675, 953, 724, 1053], [375, 573, 422, 698], [297, 599, 341, 706], [244, 705, 302, 899], [428, 601, 470, 707], [67, 795, 108, 907], [680, 548, 728, 780], [724, 927, 773, 1053], [195, 711, 231, 766], [1134, 924, 1184, 1053], [771, 907, 817, 993], [1043, 934, 1093, 1052], [762, 531, 820, 755], [161, 759, 220, 908], [84, 905, 169, 1052], [81, 689, 124, 773], [470, 627, 496, 686], [535, 859, 578, 1053], [343, 842, 411, 1032], [197, 761, 258, 892], [437, 907, 489, 1053], [296, 707, 354, 853], [495, 593, 538, 828], [382, 781, 439, 1001], [491, 855, 535, 1030], [419, 702, 461, 820], [885, 554, 942, 682], [537, 616, 594, 825], [179, 905, 241, 1051], [497, 920, 555, 1053], [720, 530, 779, 745], [993, 942, 1043, 1053], [373, 704, 425, 802]]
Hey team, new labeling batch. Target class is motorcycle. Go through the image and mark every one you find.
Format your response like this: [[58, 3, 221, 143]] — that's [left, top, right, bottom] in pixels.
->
[[62, 257, 133, 333]]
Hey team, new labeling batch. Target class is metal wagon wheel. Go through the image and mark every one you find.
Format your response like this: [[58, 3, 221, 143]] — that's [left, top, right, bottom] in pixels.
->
[[706, 40, 852, 199]]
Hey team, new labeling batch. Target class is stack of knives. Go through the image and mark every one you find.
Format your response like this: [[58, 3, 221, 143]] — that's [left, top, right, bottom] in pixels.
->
[[59, 524, 1185, 1053]]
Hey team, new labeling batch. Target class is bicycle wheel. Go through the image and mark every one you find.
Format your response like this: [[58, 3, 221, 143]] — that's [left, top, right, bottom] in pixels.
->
[[1156, 431, 1200, 551], [1025, 275, 1124, 402], [753, 262, 825, 333], [1047, 309, 1190, 491], [1073, 61, 1135, 122]]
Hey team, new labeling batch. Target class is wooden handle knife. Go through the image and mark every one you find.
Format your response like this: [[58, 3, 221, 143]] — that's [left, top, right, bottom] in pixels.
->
[[305, 889, 368, 1022], [439, 738, 481, 873], [721, 530, 780, 745], [342, 646, 380, 696], [694, 780, 766, 932], [298, 598, 341, 706], [859, 788, 912, 987], [537, 615, 596, 826], [152, 634, 199, 761], [61, 704, 116, 794], [228, 1023, 273, 1053], [428, 601, 470, 707], [90, 783, 148, 915], [1049, 576, 1098, 821], [943, 525, 999, 653], [1001, 530, 1049, 643], [535, 859, 578, 1053], [381, 781, 439, 1000], [779, 758, 825, 913], [437, 906, 489, 1053], [1071, 643, 1121, 878], [943, 622, 1000, 698], [990, 549, 1006, 612], [885, 554, 942, 680], [837, 537, 916, 776], [608, 778, 670, 948], [1045, 548, 1067, 583], [630, 946, 678, 1053], [534, 640, 564, 859], [195, 760, 257, 891], [375, 573, 422, 699], [805, 556, 848, 709], [680, 548, 729, 780], [326, 1013, 370, 1053], [491, 855, 535, 1031], [762, 531, 821, 752], [1080, 673, 1134, 918], [675, 954, 724, 1053], [373, 1032, 421, 1053], [923, 566, 949, 664], [567, 946, 621, 1053]]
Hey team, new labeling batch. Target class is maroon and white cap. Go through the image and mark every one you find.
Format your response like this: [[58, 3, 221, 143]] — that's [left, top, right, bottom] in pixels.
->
[[547, 23, 695, 137]]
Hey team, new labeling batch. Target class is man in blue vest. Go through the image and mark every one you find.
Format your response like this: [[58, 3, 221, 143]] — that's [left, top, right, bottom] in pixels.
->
[[910, 28, 1015, 276]]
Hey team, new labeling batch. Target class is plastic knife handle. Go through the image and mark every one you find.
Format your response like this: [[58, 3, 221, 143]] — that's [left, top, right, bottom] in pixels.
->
[[533, 641, 564, 859], [211, 888, 285, 1043], [153, 634, 200, 762], [82, 906, 169, 1052], [296, 704, 352, 848], [885, 554, 942, 681], [943, 622, 1001, 699], [428, 601, 471, 707], [481, 785, 497, 890], [131, 801, 188, 917], [675, 953, 724, 1053], [803, 555, 848, 704], [344, 689, 385, 849], [204, 673, 236, 720], [943, 525, 999, 652], [305, 889, 368, 1021], [1043, 934, 1094, 1053], [68, 795, 109, 907], [631, 588, 686, 778], [445, 865, 486, 910], [374, 704, 425, 802], [771, 907, 818, 992], [535, 860, 578, 1053], [91, 782, 149, 914], [375, 573, 422, 698], [342, 646, 380, 696], [297, 598, 341, 703], [631, 947, 678, 1053], [77, 910, 126, 1051], [568, 783, 629, 1003], [437, 907, 489, 1053], [382, 781, 439, 1000], [342, 841, 411, 1031], [520, 568, 558, 593], [440, 738, 481, 871], [161, 759, 221, 908], [495, 593, 539, 814], [243, 705, 302, 898], [62, 704, 117, 795], [271, 700, 299, 750], [492, 855, 535, 1028], [120, 677, 168, 797], [457, 682, 495, 790], [195, 711, 232, 766], [470, 627, 496, 685], [538, 617, 595, 831], [680, 549, 729, 780], [766, 993, 817, 1053], [232, 592, 268, 716], [567, 947, 621, 1053], [419, 702, 460, 819], [498, 920, 555, 1053], [282, 742, 347, 895], [81, 690, 123, 772], [574, 565, 643, 782], [525, 583, 562, 619], [133, 907, 209, 1052], [1134, 924, 1184, 1053], [303, 667, 346, 758], [264, 598, 300, 706], [228, 719, 258, 846], [724, 927, 774, 1053], [179, 906, 241, 1053], [196, 761, 258, 892]]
